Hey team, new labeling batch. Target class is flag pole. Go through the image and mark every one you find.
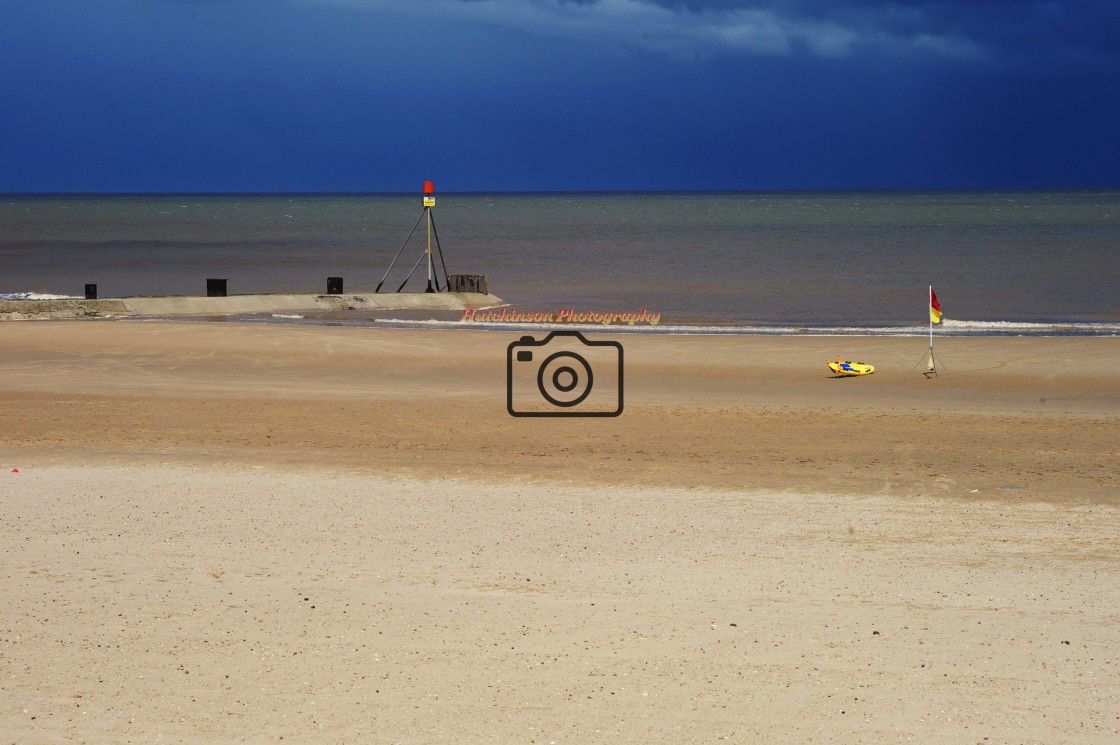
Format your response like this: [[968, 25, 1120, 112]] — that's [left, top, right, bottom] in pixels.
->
[[927, 285, 936, 377]]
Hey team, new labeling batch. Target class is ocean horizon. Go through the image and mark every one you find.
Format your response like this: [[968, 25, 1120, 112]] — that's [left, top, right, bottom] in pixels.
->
[[3, 189, 1117, 335]]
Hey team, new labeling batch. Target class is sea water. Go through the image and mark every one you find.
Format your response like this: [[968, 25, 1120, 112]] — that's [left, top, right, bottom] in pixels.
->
[[1, 191, 1117, 335]]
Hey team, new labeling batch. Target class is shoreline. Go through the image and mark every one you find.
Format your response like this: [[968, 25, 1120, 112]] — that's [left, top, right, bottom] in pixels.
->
[[8, 309, 1119, 338], [390, 316, 1120, 336], [4, 293, 1118, 337]]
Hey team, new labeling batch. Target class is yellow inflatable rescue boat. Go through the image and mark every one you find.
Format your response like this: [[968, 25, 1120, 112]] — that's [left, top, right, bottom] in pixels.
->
[[827, 357, 875, 376]]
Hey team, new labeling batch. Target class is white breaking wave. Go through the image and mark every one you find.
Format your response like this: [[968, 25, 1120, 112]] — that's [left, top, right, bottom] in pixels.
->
[[371, 317, 1120, 337], [0, 292, 81, 301], [939, 318, 1120, 334]]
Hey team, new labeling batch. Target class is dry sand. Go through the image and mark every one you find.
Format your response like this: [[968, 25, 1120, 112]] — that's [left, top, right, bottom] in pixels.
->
[[1, 321, 1118, 743]]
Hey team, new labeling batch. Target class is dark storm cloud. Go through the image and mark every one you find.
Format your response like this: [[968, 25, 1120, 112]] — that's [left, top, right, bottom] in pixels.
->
[[1, 0, 1116, 191]]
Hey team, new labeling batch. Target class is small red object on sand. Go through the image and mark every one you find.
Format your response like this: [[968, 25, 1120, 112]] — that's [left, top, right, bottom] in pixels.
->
[[10, 468, 18, 473]]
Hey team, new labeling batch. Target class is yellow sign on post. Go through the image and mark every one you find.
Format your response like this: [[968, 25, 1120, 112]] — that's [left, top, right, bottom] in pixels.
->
[[423, 196, 435, 207]]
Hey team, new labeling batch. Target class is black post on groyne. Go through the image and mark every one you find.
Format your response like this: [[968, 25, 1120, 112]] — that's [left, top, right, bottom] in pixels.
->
[[327, 277, 343, 294], [207, 278, 227, 297], [84, 284, 98, 300]]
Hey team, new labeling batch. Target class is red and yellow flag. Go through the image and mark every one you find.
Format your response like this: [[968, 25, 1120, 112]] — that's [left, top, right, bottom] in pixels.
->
[[930, 288, 943, 324]]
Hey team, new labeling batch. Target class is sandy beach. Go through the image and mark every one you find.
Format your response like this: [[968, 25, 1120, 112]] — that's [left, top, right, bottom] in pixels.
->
[[2, 321, 1118, 743]]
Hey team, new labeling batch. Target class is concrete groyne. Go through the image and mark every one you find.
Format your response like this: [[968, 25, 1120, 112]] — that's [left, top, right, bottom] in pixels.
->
[[0, 292, 503, 320]]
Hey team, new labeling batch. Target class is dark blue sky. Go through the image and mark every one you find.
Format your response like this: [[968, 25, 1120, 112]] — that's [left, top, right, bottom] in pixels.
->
[[3, 0, 1118, 192]]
